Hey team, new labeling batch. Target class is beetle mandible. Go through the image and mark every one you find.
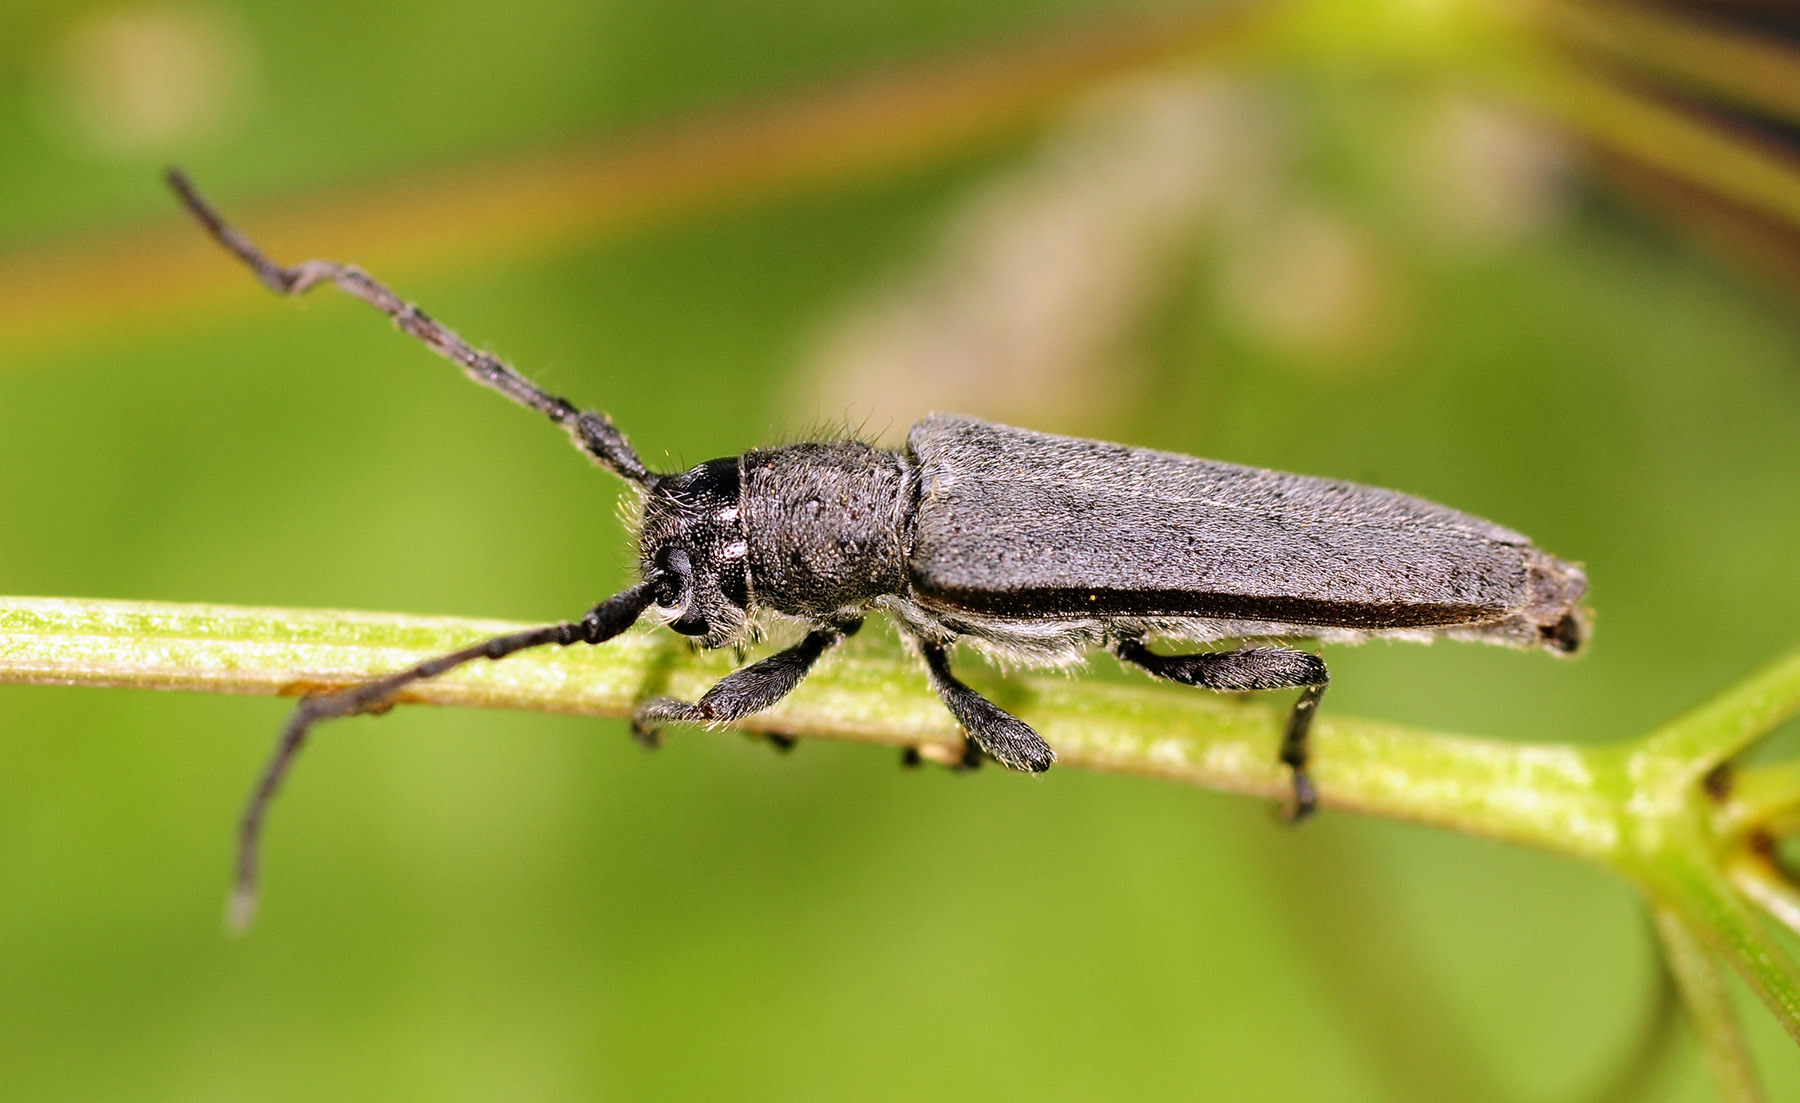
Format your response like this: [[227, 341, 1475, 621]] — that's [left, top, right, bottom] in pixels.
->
[[168, 171, 1588, 926]]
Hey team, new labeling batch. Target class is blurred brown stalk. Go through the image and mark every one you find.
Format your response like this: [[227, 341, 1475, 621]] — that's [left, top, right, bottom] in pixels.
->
[[0, 4, 1251, 360], [1529, 0, 1800, 285], [5, 0, 1799, 364]]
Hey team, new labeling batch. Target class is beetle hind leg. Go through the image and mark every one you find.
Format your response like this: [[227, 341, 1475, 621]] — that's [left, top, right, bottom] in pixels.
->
[[1115, 640, 1328, 819], [917, 641, 1055, 773]]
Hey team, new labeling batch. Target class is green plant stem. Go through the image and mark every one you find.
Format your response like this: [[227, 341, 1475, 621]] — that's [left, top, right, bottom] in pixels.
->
[[10, 595, 1800, 1080], [1642, 648, 1800, 779], [1642, 850, 1800, 1047], [0, 595, 1618, 856], [1730, 855, 1800, 941], [1715, 760, 1800, 845], [1654, 905, 1765, 1103]]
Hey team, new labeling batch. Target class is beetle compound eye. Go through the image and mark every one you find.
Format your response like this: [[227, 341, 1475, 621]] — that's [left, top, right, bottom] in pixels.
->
[[670, 608, 711, 637], [653, 546, 693, 606]]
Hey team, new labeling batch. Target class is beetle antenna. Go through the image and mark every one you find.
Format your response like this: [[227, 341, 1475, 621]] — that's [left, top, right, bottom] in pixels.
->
[[166, 168, 657, 486], [227, 581, 659, 933]]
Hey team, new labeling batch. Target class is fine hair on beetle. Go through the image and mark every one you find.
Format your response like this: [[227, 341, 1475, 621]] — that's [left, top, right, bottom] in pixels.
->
[[167, 169, 1590, 930]]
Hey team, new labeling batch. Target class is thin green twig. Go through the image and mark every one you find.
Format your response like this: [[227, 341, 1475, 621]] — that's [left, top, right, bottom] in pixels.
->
[[1641, 647, 1800, 781], [10, 594, 1800, 1095], [0, 595, 1615, 850], [1654, 905, 1765, 1103]]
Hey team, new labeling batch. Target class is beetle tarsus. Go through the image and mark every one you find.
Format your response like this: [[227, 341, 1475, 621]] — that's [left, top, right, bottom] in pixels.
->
[[1286, 768, 1318, 822], [898, 741, 984, 771], [628, 718, 666, 750], [955, 738, 985, 772], [1280, 681, 1327, 817]]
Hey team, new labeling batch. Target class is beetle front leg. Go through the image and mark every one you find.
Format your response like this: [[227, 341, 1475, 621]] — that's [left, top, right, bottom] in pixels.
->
[[633, 620, 860, 746], [1115, 641, 1328, 819], [917, 640, 1055, 773]]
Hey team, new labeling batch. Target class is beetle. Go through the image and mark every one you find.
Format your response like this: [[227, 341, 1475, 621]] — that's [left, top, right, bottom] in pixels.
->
[[168, 171, 1589, 926]]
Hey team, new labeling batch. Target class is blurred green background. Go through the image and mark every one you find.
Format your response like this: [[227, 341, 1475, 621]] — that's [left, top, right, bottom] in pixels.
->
[[3, 0, 1799, 1099]]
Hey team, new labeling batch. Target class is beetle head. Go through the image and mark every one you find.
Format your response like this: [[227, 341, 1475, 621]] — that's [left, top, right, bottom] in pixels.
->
[[637, 458, 750, 648]]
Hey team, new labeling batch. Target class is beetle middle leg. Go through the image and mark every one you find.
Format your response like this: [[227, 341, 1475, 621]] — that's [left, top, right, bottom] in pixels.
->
[[633, 618, 861, 743], [1114, 640, 1328, 819], [918, 640, 1055, 773]]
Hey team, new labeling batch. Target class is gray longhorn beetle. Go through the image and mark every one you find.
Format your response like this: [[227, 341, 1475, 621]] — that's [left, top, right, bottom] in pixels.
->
[[168, 171, 1590, 927]]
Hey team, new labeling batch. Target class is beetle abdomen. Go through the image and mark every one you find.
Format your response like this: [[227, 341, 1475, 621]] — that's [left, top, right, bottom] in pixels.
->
[[905, 415, 1586, 647]]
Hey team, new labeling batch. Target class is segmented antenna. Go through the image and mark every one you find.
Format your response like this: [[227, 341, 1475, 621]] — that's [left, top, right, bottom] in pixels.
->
[[166, 169, 656, 486]]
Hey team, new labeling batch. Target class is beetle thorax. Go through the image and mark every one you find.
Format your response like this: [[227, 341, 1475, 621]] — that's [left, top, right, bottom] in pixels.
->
[[740, 441, 913, 619]]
